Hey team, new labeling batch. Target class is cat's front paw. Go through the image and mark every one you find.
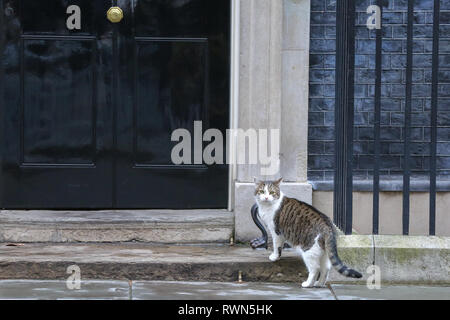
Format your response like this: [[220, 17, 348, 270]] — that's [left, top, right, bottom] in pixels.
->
[[301, 281, 314, 288], [269, 253, 280, 262]]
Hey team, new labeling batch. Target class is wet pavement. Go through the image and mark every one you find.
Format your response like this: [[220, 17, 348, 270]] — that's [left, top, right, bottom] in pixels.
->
[[0, 280, 448, 300]]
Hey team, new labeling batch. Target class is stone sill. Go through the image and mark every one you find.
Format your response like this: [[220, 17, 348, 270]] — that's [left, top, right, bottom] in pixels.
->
[[329, 235, 450, 285], [310, 180, 450, 192]]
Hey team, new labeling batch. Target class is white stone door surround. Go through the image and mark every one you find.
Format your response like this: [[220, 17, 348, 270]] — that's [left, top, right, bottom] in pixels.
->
[[230, 0, 312, 241]]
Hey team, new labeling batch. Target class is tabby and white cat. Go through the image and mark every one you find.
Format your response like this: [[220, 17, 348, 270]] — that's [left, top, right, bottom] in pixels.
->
[[254, 178, 362, 288]]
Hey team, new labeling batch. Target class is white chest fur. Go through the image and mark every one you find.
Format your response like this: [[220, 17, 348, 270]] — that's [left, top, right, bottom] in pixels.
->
[[257, 192, 284, 230]]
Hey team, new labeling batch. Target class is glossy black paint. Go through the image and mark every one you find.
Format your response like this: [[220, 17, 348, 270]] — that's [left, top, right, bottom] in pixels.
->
[[0, 0, 230, 209]]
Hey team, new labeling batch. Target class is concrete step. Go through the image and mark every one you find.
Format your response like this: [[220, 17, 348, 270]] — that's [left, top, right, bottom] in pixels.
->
[[0, 243, 307, 283], [1, 236, 448, 285], [0, 210, 234, 243]]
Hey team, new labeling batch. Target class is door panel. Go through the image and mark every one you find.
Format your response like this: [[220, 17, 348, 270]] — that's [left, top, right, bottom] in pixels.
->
[[115, 0, 230, 208], [0, 0, 113, 208], [22, 38, 96, 165], [134, 39, 207, 166]]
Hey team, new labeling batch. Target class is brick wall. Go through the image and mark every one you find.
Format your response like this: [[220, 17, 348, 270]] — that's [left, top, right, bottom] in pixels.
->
[[308, 0, 450, 189]]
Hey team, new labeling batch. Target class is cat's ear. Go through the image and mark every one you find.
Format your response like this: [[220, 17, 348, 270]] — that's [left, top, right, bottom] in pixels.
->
[[274, 177, 283, 186], [253, 177, 261, 186]]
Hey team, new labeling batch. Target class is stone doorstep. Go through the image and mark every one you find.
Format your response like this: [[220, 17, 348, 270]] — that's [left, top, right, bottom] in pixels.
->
[[0, 210, 234, 243], [0, 243, 307, 283], [0, 235, 448, 284]]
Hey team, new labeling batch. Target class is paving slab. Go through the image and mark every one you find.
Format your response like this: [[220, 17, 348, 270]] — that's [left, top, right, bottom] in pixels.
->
[[331, 284, 450, 300], [1, 280, 448, 300], [131, 281, 334, 300], [0, 280, 130, 300]]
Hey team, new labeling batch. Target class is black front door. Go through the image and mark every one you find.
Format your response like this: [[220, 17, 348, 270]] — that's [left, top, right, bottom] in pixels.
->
[[0, 0, 230, 209]]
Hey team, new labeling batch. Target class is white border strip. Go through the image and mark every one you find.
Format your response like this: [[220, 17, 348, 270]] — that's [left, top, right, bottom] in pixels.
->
[[228, 0, 240, 211]]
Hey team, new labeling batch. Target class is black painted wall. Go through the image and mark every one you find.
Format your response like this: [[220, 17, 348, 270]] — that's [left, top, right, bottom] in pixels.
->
[[308, 0, 450, 189]]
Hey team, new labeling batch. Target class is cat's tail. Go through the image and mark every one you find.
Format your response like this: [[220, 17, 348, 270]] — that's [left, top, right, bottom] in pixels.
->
[[325, 234, 363, 279]]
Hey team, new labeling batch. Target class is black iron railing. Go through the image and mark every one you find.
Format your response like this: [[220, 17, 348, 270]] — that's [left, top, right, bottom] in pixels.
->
[[335, 0, 442, 235], [334, 0, 356, 235]]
